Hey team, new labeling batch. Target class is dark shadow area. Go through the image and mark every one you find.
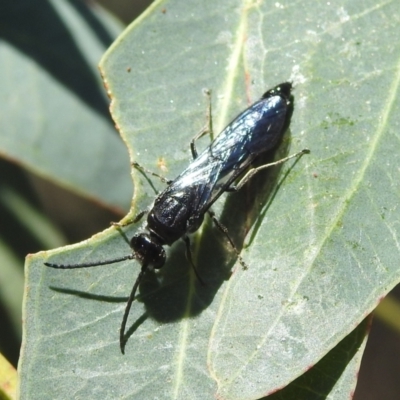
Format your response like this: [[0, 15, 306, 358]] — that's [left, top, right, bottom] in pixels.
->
[[0, 301, 20, 368], [50, 286, 128, 303], [264, 316, 371, 400], [123, 312, 149, 341], [354, 284, 400, 400], [0, 0, 113, 121], [217, 133, 292, 255], [136, 231, 234, 323], [0, 160, 45, 256], [96, 0, 154, 25]]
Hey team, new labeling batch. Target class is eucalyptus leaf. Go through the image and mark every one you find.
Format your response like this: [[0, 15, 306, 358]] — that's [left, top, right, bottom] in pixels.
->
[[20, 1, 400, 399]]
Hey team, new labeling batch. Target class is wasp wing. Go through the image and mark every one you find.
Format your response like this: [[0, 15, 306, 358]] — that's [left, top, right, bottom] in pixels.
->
[[149, 84, 292, 243], [167, 90, 290, 212]]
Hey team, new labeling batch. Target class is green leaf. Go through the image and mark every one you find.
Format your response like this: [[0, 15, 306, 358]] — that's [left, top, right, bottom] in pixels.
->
[[0, 0, 131, 211], [266, 317, 370, 400], [20, 1, 400, 399]]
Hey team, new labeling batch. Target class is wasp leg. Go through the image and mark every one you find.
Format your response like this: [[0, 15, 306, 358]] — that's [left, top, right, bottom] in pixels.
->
[[208, 210, 248, 270], [227, 149, 310, 192], [132, 161, 172, 184], [183, 236, 205, 285], [190, 89, 214, 159]]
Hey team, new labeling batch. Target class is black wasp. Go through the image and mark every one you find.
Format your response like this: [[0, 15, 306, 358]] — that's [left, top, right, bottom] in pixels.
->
[[45, 82, 309, 353]]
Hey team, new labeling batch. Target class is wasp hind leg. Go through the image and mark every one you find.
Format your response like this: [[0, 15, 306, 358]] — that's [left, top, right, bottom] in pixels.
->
[[227, 149, 310, 192], [207, 210, 248, 270]]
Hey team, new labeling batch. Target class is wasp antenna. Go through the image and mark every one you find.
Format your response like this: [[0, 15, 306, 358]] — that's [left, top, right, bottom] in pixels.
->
[[120, 265, 147, 354]]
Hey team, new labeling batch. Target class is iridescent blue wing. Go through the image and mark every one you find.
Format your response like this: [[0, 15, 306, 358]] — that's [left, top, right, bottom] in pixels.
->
[[149, 83, 292, 241], [166, 84, 291, 210]]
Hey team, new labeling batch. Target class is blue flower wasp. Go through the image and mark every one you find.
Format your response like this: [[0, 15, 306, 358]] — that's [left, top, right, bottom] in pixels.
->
[[45, 82, 309, 353]]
